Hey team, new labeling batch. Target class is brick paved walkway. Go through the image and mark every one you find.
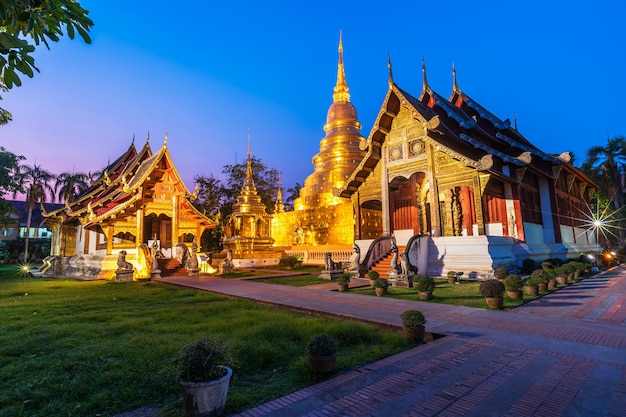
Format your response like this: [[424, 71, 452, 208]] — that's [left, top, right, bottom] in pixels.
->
[[157, 266, 626, 416]]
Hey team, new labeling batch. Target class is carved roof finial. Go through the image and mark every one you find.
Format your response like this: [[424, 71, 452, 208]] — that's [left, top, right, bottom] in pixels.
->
[[422, 57, 428, 90], [452, 62, 458, 92], [147, 132, 150, 144], [514, 114, 518, 131], [332, 30, 350, 103], [132, 133, 135, 146], [164, 133, 168, 147], [387, 51, 394, 88]]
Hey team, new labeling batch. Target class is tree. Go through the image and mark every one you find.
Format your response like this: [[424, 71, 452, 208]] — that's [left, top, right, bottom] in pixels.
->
[[581, 136, 626, 210], [285, 182, 302, 210], [0, 0, 93, 123], [55, 170, 89, 203], [581, 136, 626, 244], [192, 173, 225, 252], [14, 163, 55, 262], [0, 146, 24, 223]]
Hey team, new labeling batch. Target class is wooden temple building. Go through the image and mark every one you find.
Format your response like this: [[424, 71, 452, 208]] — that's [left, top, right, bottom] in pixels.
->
[[42, 136, 216, 279], [274, 35, 599, 276]]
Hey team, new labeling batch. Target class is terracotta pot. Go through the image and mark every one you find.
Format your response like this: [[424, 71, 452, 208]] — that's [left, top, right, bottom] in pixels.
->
[[485, 296, 503, 309], [447, 277, 456, 284], [403, 325, 425, 344], [307, 353, 337, 373], [418, 291, 433, 300], [506, 289, 523, 300], [538, 282, 548, 292], [524, 285, 538, 296], [375, 287, 387, 296], [181, 366, 232, 417], [337, 283, 349, 292], [369, 279, 376, 287], [548, 279, 557, 289], [556, 276, 567, 286]]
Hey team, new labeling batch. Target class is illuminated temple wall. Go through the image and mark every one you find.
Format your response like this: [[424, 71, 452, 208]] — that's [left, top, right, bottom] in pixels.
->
[[272, 201, 355, 247]]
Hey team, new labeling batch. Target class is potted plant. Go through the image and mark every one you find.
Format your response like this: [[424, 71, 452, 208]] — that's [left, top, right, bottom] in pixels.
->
[[336, 273, 351, 292], [177, 338, 233, 417], [534, 269, 549, 292], [555, 267, 568, 286], [279, 255, 301, 269], [447, 271, 457, 284], [568, 261, 586, 280], [493, 267, 508, 282], [373, 277, 389, 296], [561, 262, 577, 282], [504, 274, 523, 300], [544, 267, 557, 289], [366, 270, 380, 287], [400, 309, 426, 344], [524, 272, 541, 296], [306, 334, 337, 373], [416, 276, 435, 300], [478, 279, 505, 309]]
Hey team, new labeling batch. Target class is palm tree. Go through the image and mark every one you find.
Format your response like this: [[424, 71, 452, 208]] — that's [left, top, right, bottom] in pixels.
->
[[286, 182, 302, 210], [581, 136, 626, 210], [55, 171, 89, 203], [15, 164, 55, 262]]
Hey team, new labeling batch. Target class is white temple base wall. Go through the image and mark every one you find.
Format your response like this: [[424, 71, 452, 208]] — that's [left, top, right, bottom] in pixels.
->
[[425, 236, 517, 279]]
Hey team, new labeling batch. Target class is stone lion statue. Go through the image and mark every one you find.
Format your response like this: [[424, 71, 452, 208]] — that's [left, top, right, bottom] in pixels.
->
[[324, 252, 340, 271], [347, 243, 360, 271], [221, 249, 233, 266], [117, 250, 133, 271], [400, 253, 409, 276]]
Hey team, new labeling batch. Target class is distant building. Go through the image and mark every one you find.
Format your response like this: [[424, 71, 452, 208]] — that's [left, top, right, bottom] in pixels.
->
[[1, 200, 63, 241]]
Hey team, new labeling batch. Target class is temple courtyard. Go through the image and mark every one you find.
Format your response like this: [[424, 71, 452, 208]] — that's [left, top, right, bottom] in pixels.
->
[[155, 265, 626, 417]]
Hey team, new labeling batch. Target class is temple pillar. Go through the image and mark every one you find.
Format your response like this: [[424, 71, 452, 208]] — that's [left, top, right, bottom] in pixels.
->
[[539, 178, 559, 244], [106, 223, 113, 255], [136, 209, 144, 248], [381, 144, 391, 235], [428, 145, 441, 237], [172, 194, 179, 245], [48, 222, 61, 256]]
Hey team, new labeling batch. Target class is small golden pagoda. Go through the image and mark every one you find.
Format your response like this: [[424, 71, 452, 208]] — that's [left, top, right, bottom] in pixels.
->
[[223, 132, 275, 257], [272, 32, 366, 247]]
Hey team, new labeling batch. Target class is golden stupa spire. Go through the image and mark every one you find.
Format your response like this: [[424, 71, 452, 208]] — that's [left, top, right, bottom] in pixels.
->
[[422, 57, 428, 90], [243, 128, 255, 191], [387, 51, 394, 88], [332, 30, 350, 103], [274, 175, 285, 214], [452, 62, 458, 92]]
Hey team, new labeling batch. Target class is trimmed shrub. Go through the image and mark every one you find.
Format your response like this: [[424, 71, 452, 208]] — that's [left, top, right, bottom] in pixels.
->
[[504, 274, 523, 290], [416, 276, 436, 292], [479, 279, 505, 297], [494, 267, 509, 280]]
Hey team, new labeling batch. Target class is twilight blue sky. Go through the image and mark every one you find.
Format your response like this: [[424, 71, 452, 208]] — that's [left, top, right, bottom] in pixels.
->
[[2, 1, 625, 195]]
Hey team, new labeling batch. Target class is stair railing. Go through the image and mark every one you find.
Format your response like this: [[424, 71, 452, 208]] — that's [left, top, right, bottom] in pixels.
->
[[360, 235, 395, 275]]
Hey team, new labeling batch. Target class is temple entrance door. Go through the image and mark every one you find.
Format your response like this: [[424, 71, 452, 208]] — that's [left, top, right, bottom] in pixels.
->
[[144, 214, 173, 257], [160, 220, 172, 252], [389, 173, 426, 235]]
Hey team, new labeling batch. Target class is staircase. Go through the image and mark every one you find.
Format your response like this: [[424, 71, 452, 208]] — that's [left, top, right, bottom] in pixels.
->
[[157, 258, 187, 277], [369, 246, 405, 279]]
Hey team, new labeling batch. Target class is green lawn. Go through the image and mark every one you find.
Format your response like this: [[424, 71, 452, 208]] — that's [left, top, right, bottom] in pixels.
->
[[0, 265, 411, 417], [247, 268, 563, 310]]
